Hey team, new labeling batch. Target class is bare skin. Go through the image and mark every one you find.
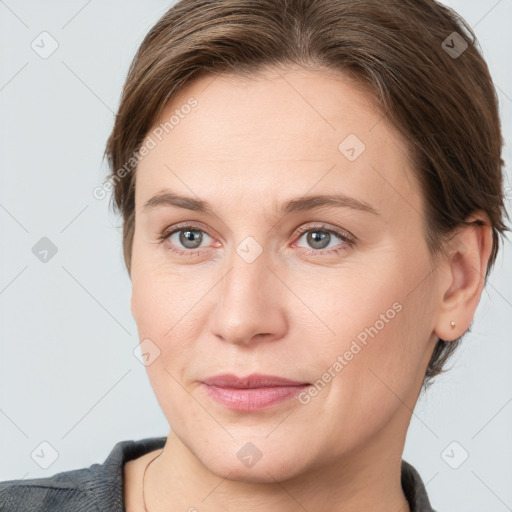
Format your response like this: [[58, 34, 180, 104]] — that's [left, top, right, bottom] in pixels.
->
[[124, 65, 492, 512]]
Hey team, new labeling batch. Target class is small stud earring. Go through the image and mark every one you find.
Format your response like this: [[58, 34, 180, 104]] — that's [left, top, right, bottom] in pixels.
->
[[450, 321, 456, 328]]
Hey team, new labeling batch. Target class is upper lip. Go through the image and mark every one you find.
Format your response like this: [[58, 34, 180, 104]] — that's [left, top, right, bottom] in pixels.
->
[[202, 373, 309, 388]]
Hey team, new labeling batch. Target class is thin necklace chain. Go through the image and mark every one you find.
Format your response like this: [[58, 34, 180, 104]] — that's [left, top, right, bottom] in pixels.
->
[[142, 451, 164, 512]]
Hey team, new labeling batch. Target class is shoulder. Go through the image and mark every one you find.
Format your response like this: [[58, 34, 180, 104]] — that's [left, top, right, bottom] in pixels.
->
[[0, 436, 167, 512], [401, 459, 439, 512], [0, 468, 90, 511]]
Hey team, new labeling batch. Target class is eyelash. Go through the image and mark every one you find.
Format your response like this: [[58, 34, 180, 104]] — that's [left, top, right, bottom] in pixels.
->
[[157, 222, 356, 257]]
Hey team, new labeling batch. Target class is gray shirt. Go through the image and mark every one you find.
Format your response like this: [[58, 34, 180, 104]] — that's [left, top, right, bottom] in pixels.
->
[[0, 436, 437, 511]]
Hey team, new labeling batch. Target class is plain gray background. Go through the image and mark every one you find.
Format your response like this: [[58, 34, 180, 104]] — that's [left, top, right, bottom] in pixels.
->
[[1, 1, 511, 510]]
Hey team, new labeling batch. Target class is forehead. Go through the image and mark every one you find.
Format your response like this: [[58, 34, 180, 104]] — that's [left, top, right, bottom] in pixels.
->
[[135, 66, 422, 220]]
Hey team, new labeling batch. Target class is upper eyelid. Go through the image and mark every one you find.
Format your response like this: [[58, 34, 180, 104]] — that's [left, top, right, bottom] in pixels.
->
[[165, 222, 212, 238], [294, 223, 354, 239]]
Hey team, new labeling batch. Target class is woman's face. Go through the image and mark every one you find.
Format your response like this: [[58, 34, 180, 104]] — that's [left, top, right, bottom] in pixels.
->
[[131, 66, 441, 481]]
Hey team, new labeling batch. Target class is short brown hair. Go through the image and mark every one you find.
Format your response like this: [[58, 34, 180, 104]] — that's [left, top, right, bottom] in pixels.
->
[[104, 0, 510, 387]]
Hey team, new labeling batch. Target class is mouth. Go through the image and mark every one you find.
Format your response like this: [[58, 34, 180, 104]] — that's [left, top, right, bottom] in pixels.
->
[[202, 373, 309, 388], [201, 373, 311, 411]]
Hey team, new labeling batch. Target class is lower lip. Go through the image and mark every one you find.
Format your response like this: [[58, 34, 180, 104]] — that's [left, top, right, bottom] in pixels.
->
[[201, 383, 309, 411]]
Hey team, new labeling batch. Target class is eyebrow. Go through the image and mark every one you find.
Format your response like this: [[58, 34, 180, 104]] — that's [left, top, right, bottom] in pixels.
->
[[142, 189, 379, 216]]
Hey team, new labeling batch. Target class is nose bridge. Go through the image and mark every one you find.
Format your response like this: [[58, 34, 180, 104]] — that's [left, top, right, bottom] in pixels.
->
[[212, 238, 283, 344], [221, 238, 272, 314]]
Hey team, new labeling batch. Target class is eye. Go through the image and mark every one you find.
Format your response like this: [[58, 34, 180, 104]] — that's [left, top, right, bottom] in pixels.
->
[[159, 224, 214, 256], [293, 224, 355, 256]]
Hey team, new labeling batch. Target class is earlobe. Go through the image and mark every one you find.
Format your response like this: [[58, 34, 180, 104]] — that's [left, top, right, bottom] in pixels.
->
[[434, 211, 493, 342]]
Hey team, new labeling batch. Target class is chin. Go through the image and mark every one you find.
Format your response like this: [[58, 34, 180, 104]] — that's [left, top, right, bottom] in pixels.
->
[[198, 438, 309, 484]]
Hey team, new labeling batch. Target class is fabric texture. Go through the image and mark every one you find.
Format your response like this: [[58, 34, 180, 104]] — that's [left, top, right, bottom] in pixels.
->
[[0, 436, 437, 511]]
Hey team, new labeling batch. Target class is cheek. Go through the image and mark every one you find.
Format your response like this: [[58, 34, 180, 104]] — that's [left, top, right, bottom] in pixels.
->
[[130, 245, 190, 334], [304, 257, 433, 410], [130, 261, 209, 376], [130, 270, 202, 424]]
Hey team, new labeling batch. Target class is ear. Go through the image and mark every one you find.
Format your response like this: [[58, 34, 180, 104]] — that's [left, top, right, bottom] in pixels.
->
[[434, 211, 493, 342]]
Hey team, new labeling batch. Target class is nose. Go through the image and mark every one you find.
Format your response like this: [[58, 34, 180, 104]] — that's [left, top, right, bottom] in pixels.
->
[[209, 245, 288, 347]]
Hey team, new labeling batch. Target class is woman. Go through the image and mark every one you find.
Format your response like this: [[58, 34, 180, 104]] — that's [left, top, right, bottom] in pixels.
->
[[1, 0, 509, 511]]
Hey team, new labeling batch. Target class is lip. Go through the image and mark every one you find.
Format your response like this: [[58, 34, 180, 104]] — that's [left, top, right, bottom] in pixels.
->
[[201, 373, 308, 388], [201, 373, 311, 411]]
